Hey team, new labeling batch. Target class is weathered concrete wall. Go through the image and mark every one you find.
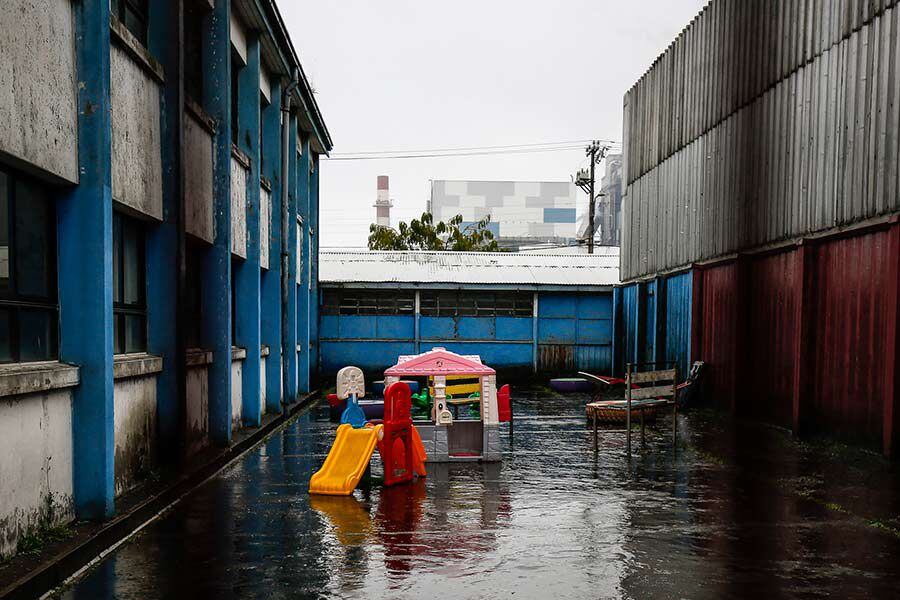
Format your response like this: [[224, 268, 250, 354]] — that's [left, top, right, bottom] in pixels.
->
[[260, 186, 271, 269], [113, 376, 157, 496], [0, 0, 78, 183], [185, 360, 210, 458], [110, 43, 163, 220], [185, 111, 215, 243], [0, 390, 74, 559], [231, 354, 244, 431], [231, 157, 248, 258]]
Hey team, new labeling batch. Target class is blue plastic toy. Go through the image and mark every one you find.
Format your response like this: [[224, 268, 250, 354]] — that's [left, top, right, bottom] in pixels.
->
[[340, 393, 367, 428]]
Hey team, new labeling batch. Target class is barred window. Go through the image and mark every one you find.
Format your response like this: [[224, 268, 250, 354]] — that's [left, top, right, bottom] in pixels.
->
[[322, 290, 414, 316], [420, 291, 532, 317]]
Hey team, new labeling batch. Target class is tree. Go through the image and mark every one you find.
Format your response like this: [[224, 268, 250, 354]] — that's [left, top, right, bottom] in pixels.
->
[[368, 213, 503, 252]]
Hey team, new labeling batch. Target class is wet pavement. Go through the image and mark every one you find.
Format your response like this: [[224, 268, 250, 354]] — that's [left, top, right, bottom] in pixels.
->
[[55, 389, 900, 599]]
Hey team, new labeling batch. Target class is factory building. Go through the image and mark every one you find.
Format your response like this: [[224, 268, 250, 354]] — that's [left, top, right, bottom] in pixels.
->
[[615, 0, 900, 457], [318, 251, 619, 377], [0, 0, 331, 557], [428, 180, 579, 249]]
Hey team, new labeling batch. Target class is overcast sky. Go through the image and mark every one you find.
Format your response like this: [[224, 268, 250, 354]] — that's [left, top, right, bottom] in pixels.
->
[[282, 0, 708, 248]]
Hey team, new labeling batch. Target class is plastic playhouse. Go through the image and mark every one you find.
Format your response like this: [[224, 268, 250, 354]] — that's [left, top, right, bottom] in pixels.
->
[[384, 347, 510, 462], [310, 366, 427, 496]]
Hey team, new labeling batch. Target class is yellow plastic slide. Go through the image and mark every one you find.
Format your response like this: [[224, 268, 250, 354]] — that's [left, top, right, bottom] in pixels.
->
[[309, 423, 383, 496]]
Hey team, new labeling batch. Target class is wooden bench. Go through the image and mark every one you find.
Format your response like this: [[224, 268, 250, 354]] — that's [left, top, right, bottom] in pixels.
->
[[586, 363, 677, 455]]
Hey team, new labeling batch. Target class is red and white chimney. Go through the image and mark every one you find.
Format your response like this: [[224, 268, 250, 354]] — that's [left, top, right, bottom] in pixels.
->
[[374, 175, 392, 228]]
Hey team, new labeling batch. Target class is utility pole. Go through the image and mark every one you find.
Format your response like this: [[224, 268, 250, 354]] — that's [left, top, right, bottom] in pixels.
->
[[587, 142, 597, 254], [575, 140, 609, 254]]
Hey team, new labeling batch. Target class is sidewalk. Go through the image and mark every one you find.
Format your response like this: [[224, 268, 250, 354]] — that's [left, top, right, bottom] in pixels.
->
[[0, 392, 318, 600]]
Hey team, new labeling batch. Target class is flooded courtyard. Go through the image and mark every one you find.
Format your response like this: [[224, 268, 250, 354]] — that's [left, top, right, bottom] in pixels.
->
[[56, 389, 900, 599]]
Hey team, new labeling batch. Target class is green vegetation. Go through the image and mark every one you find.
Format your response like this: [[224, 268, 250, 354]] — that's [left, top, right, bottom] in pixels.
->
[[368, 213, 502, 252], [16, 522, 73, 556]]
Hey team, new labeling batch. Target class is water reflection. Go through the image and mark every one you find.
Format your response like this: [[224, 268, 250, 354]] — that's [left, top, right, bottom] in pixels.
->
[[55, 391, 900, 599]]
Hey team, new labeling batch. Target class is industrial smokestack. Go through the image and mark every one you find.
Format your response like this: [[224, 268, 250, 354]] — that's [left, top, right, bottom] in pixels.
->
[[374, 175, 392, 228]]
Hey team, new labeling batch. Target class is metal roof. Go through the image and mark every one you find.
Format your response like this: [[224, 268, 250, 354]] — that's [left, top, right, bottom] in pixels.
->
[[319, 250, 620, 288]]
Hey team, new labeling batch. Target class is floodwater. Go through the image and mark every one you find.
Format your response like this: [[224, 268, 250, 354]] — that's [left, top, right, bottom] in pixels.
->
[[56, 389, 900, 599]]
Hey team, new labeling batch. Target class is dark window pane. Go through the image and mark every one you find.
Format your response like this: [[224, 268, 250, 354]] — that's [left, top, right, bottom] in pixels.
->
[[114, 313, 124, 354], [458, 294, 476, 317], [123, 221, 142, 304], [397, 295, 414, 314], [113, 213, 122, 304], [14, 180, 52, 299], [0, 307, 11, 362], [231, 50, 241, 145], [18, 308, 55, 361], [123, 7, 147, 44], [515, 293, 534, 316], [420, 292, 436, 316], [125, 314, 146, 353], [358, 294, 376, 315], [185, 242, 203, 347], [475, 293, 495, 316], [184, 2, 205, 102], [0, 171, 8, 289], [495, 294, 514, 317], [339, 294, 357, 315]]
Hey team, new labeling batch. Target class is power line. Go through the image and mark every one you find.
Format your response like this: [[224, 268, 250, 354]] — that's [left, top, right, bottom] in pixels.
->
[[325, 144, 619, 161], [330, 139, 613, 156]]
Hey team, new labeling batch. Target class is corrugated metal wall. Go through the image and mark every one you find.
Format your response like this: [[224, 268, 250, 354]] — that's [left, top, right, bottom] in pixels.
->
[[617, 0, 900, 455], [622, 1, 900, 280], [640, 280, 658, 366], [808, 229, 894, 446], [664, 272, 692, 378], [698, 262, 740, 410], [621, 284, 640, 367], [747, 251, 800, 429], [612, 273, 693, 378]]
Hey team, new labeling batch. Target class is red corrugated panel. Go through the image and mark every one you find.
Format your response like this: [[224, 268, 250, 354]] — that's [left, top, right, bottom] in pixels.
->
[[747, 251, 800, 428], [699, 263, 739, 410], [808, 229, 893, 448]]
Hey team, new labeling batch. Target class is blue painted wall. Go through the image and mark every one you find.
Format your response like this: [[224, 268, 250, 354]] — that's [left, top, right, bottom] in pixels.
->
[[62, 0, 116, 519], [664, 272, 692, 377], [318, 290, 613, 376], [613, 272, 692, 380], [621, 284, 640, 368], [641, 280, 657, 366], [537, 293, 612, 372]]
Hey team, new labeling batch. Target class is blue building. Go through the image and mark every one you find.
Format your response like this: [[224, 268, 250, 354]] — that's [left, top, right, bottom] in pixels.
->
[[318, 251, 619, 377], [0, 0, 331, 557]]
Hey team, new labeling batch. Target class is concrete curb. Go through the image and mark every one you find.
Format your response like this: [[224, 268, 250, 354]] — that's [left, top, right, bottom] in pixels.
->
[[0, 392, 318, 600]]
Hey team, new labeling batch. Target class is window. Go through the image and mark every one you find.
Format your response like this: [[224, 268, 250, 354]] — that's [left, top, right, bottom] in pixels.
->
[[230, 49, 242, 145], [322, 290, 415, 316], [184, 1, 207, 103], [259, 93, 269, 169], [231, 258, 238, 344], [113, 212, 147, 354], [184, 241, 203, 348], [419, 291, 532, 317], [111, 0, 149, 46], [0, 169, 58, 363]]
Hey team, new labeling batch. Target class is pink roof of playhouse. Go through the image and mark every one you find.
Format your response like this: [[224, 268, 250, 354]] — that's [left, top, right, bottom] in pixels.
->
[[385, 348, 496, 377]]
